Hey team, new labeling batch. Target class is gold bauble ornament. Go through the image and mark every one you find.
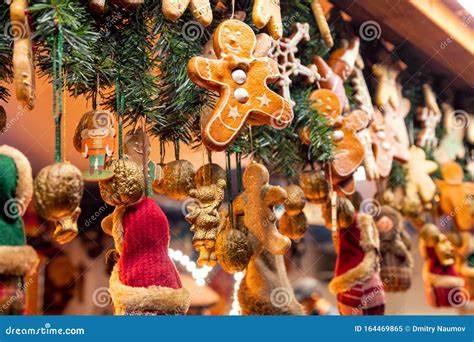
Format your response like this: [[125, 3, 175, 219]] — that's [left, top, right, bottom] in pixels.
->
[[99, 159, 144, 206], [34, 162, 84, 244], [284, 184, 306, 216], [152, 160, 195, 200], [322, 196, 355, 230], [279, 212, 308, 241], [299, 170, 329, 204], [216, 216, 253, 274], [195, 163, 226, 187]]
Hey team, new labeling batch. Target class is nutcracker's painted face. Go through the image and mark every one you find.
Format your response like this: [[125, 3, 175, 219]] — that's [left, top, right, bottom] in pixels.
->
[[215, 20, 255, 59], [88, 127, 108, 138], [435, 234, 455, 266]]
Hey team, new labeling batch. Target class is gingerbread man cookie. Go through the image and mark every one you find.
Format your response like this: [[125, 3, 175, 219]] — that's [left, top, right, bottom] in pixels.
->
[[302, 89, 369, 194], [162, 0, 212, 27], [372, 62, 401, 110], [435, 161, 474, 232], [371, 109, 410, 178], [252, 0, 283, 40], [434, 103, 466, 164], [188, 20, 293, 151], [233, 162, 291, 255], [404, 146, 438, 206], [313, 38, 360, 112], [269, 22, 320, 108], [417, 84, 442, 150], [351, 59, 378, 180]]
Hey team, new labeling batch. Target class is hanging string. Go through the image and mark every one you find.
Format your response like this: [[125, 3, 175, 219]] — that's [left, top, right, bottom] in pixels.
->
[[52, 26, 64, 163], [160, 138, 165, 164], [206, 149, 213, 184], [62, 70, 67, 162], [225, 150, 234, 230], [142, 116, 149, 197], [326, 163, 338, 236], [174, 140, 180, 160], [230, 0, 235, 19], [115, 78, 124, 159]]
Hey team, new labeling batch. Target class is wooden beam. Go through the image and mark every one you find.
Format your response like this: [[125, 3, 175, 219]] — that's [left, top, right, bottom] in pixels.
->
[[332, 0, 474, 89]]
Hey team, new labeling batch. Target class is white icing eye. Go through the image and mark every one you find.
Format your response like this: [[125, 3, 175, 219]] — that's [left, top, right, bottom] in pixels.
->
[[332, 130, 344, 142], [236, 31, 242, 36]]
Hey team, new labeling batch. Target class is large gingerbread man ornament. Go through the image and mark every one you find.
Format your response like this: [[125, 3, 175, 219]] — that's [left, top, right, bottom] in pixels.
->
[[188, 20, 293, 151], [417, 84, 442, 150], [162, 0, 212, 27], [435, 161, 474, 232], [252, 0, 284, 40], [233, 162, 291, 255]]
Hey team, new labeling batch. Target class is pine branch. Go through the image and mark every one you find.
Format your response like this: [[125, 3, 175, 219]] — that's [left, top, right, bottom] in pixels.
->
[[0, 4, 13, 103]]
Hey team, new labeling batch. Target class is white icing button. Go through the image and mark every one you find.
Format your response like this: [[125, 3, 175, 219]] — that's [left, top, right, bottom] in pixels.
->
[[232, 69, 247, 85], [333, 130, 344, 142], [234, 88, 249, 103], [382, 142, 391, 150], [376, 131, 386, 140]]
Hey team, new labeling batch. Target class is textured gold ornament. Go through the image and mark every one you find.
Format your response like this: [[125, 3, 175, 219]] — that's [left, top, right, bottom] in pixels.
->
[[152, 160, 195, 200], [99, 159, 144, 206], [186, 179, 226, 267], [299, 170, 329, 204], [34, 162, 84, 244], [279, 212, 308, 241], [284, 184, 306, 216], [195, 163, 226, 188], [216, 215, 253, 274], [322, 196, 355, 230]]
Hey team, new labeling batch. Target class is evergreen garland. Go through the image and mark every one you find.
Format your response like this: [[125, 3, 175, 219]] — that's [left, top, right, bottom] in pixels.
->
[[0, 4, 13, 103]]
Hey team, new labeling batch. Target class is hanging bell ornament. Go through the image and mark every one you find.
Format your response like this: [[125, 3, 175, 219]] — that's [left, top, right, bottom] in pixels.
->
[[34, 162, 84, 244]]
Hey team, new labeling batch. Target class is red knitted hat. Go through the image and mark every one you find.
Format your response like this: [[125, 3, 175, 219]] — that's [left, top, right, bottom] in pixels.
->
[[109, 197, 190, 315]]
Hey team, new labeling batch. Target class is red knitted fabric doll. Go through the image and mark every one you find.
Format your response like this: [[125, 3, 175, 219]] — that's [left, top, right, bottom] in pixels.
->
[[108, 197, 190, 315], [324, 197, 385, 315], [100, 159, 190, 315], [419, 224, 464, 308]]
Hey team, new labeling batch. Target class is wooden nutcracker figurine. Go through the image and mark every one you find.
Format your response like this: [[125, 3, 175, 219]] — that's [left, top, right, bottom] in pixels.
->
[[77, 110, 116, 181]]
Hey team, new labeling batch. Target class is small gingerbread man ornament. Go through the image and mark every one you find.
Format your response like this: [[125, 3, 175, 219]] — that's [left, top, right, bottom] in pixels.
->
[[302, 89, 369, 194], [233, 162, 291, 255], [417, 84, 442, 150], [252, 0, 284, 40], [188, 20, 293, 151], [269, 22, 320, 108], [313, 38, 360, 113], [435, 161, 474, 232], [404, 146, 438, 207], [434, 103, 466, 164], [162, 0, 213, 27], [351, 57, 378, 180]]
